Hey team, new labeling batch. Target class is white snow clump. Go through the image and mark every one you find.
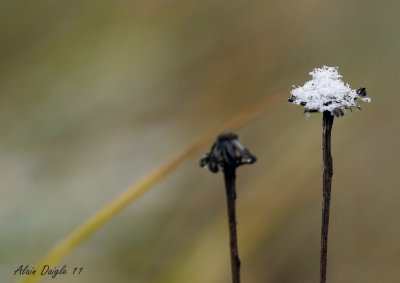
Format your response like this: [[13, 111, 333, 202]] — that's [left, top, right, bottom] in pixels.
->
[[288, 66, 371, 117]]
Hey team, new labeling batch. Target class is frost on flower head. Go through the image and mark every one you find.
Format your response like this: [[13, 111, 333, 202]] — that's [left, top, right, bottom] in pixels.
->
[[288, 66, 371, 117]]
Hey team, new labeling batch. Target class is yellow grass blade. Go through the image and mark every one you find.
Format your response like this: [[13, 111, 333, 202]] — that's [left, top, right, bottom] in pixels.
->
[[16, 90, 283, 283]]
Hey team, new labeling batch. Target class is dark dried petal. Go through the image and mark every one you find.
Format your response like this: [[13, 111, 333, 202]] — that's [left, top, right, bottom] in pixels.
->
[[199, 154, 209, 168], [239, 148, 257, 165], [356, 87, 367, 97], [223, 142, 237, 166], [220, 146, 233, 167], [332, 108, 344, 117], [199, 132, 256, 173], [209, 161, 219, 173]]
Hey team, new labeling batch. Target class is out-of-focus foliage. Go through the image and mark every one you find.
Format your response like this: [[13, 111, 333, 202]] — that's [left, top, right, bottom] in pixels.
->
[[1, 1, 399, 282]]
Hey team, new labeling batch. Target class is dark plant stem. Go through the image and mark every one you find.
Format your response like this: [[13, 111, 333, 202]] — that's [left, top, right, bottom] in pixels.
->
[[223, 167, 241, 283], [320, 111, 334, 283]]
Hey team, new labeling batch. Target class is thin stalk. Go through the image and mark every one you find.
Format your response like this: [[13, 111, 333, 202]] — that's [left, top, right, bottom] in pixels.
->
[[320, 111, 334, 283], [223, 167, 240, 283], [17, 90, 281, 283]]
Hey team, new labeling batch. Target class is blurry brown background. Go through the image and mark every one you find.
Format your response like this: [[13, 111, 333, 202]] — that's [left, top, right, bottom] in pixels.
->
[[1, 1, 399, 282]]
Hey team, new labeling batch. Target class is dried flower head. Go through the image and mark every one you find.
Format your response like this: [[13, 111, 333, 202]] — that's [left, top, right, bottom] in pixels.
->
[[288, 66, 371, 117], [200, 133, 256, 173]]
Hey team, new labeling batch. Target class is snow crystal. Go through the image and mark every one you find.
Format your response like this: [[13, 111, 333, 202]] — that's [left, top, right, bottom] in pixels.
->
[[288, 66, 371, 117]]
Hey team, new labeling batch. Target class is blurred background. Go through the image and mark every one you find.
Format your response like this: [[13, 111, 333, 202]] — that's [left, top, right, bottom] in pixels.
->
[[1, 1, 399, 282]]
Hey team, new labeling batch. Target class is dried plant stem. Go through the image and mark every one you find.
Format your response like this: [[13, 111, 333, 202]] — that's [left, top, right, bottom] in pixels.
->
[[16, 90, 283, 283], [320, 111, 334, 283], [223, 167, 240, 283]]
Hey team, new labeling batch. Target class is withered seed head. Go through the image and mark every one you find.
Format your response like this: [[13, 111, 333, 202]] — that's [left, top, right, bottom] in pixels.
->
[[200, 133, 256, 173]]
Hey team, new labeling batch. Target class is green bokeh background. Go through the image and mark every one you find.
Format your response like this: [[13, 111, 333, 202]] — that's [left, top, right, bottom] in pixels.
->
[[1, 1, 399, 282]]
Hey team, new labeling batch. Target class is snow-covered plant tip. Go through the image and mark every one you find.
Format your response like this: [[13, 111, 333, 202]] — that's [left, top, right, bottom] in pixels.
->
[[288, 66, 371, 117]]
